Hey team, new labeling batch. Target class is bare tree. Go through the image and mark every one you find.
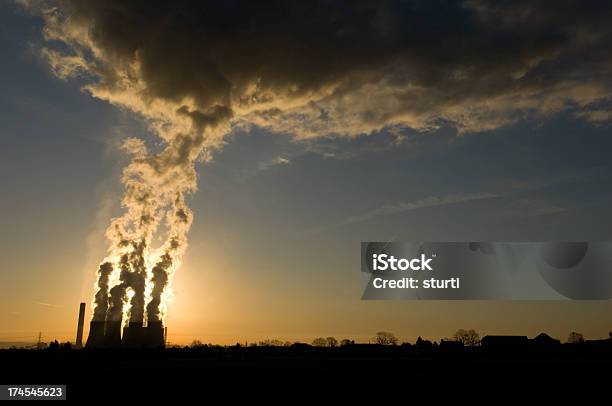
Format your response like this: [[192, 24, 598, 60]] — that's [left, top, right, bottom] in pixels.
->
[[258, 339, 285, 347], [374, 331, 398, 346], [453, 329, 480, 346], [312, 337, 327, 347], [567, 331, 585, 344], [326, 337, 338, 347]]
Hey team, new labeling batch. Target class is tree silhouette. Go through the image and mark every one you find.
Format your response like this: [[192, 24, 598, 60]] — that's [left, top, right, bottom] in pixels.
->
[[340, 339, 354, 346], [415, 336, 433, 349], [326, 337, 338, 347], [567, 331, 585, 344], [453, 329, 480, 346], [258, 339, 284, 347], [190, 339, 203, 348], [374, 331, 398, 346], [312, 337, 327, 347]]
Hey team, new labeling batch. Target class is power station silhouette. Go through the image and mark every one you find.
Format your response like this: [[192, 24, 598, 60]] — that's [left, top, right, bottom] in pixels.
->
[[75, 303, 166, 349]]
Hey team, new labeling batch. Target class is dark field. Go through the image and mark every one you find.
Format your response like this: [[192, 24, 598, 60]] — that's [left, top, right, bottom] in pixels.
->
[[1, 343, 611, 400]]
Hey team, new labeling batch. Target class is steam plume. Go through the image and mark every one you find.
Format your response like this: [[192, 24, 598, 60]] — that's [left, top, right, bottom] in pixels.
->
[[91, 261, 112, 321]]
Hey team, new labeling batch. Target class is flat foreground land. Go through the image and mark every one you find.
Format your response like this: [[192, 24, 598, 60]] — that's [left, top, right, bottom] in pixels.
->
[[1, 345, 610, 399]]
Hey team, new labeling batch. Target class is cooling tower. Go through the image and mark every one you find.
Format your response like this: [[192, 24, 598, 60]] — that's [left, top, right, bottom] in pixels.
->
[[122, 322, 145, 348], [85, 320, 105, 348], [147, 321, 165, 349], [75, 302, 85, 349], [104, 320, 123, 348], [84, 315, 166, 349]]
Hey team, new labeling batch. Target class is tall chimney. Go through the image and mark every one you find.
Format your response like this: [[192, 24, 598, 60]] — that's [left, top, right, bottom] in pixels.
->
[[75, 302, 85, 349]]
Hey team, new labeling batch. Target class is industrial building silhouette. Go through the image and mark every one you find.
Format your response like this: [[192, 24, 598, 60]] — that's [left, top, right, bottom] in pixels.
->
[[76, 303, 166, 349]]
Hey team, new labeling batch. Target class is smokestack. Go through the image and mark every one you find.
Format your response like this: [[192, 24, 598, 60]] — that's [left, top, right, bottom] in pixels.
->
[[85, 320, 105, 348], [75, 302, 85, 349]]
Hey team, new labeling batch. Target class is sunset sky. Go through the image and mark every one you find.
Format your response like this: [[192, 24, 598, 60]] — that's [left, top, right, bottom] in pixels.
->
[[1, 1, 612, 346]]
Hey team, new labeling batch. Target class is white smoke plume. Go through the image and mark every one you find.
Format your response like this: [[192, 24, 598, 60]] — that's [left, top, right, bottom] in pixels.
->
[[93, 131, 203, 325], [147, 194, 193, 323], [91, 261, 112, 321]]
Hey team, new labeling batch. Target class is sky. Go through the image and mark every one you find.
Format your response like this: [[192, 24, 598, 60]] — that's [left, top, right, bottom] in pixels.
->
[[1, 1, 611, 346]]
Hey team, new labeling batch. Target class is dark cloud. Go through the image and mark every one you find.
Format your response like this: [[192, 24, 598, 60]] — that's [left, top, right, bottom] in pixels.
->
[[34, 0, 612, 137]]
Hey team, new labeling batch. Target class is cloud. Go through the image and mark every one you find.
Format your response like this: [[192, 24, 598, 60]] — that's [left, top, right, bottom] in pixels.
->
[[23, 0, 612, 143], [5, 311, 22, 316], [305, 192, 498, 234], [32, 301, 62, 308], [257, 156, 290, 171], [491, 199, 567, 218]]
